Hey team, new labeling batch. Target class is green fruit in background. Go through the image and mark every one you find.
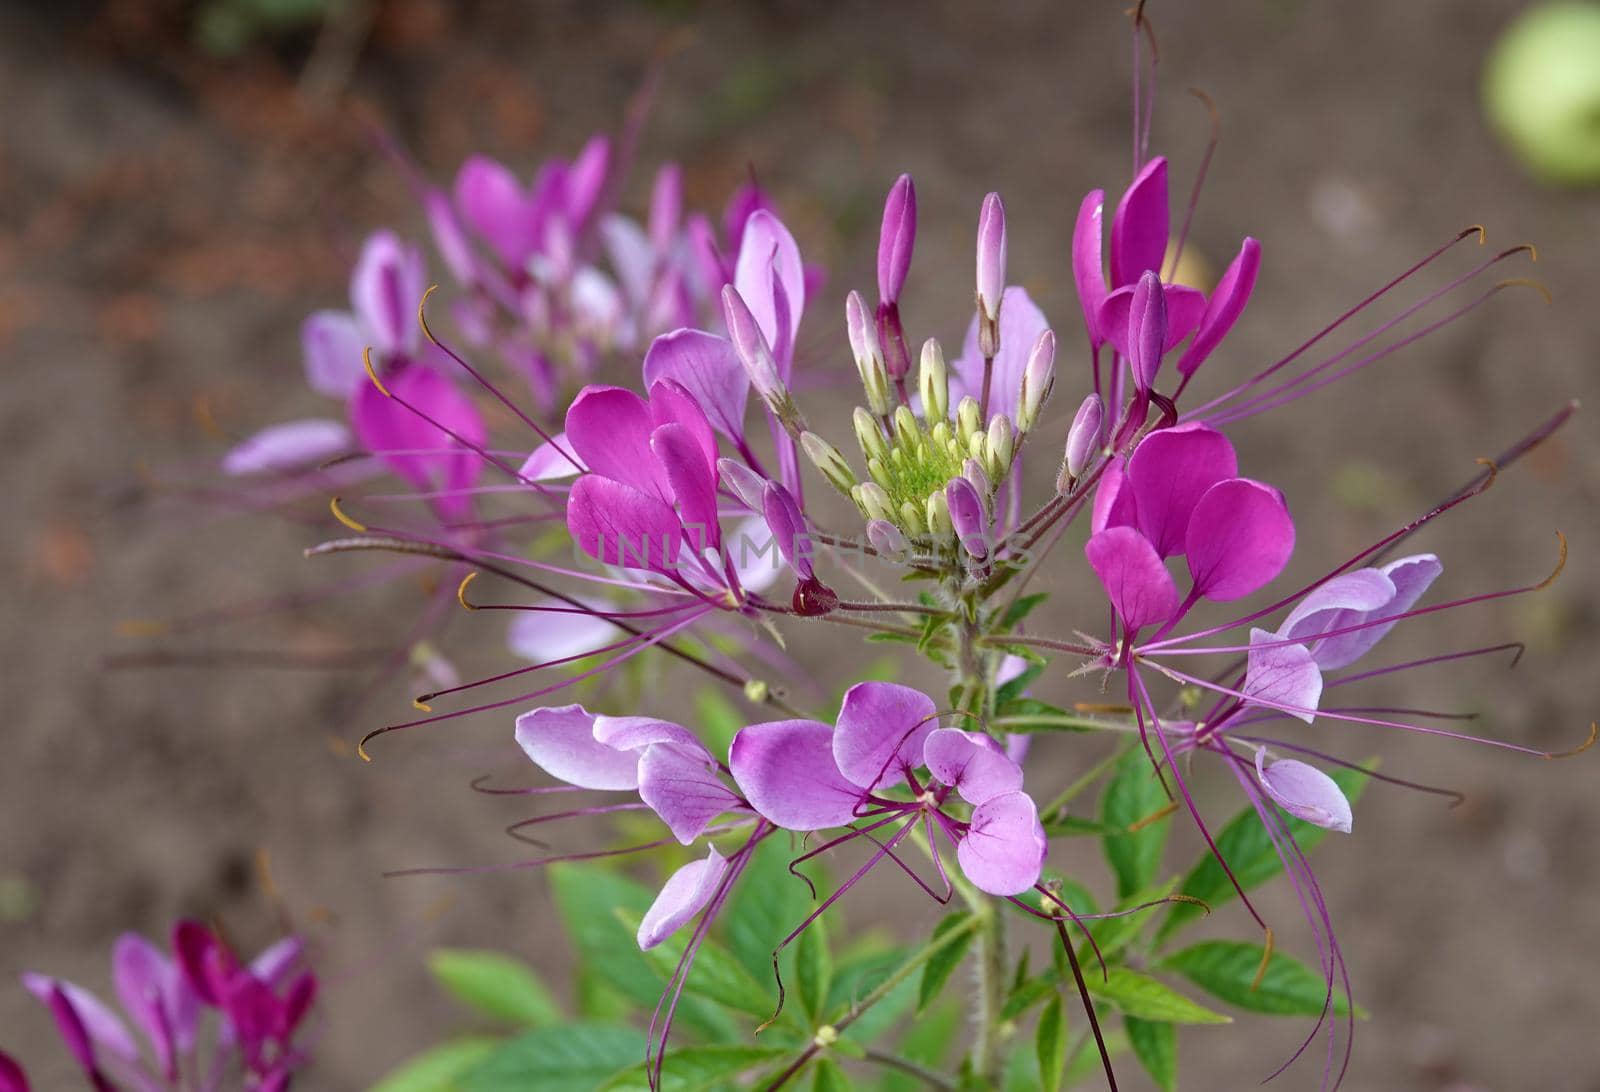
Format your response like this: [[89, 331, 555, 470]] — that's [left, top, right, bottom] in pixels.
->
[[1484, 2, 1600, 185]]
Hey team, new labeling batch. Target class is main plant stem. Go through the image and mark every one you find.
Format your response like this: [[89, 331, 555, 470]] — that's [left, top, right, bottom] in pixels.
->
[[951, 595, 1009, 1086]]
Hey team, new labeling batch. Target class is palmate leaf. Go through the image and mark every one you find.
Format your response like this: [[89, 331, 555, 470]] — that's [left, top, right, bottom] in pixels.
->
[[628, 909, 788, 1023], [427, 949, 562, 1026], [1085, 967, 1231, 1025], [1100, 749, 1172, 899], [1153, 764, 1373, 946], [1155, 941, 1361, 1017], [597, 1045, 796, 1091], [917, 912, 977, 1014], [1124, 1017, 1178, 1092], [456, 1025, 645, 1092], [1035, 993, 1069, 1092], [370, 1037, 499, 1092]]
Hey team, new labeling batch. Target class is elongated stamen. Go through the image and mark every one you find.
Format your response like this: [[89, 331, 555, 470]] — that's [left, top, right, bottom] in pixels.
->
[[1325, 641, 1524, 690], [416, 286, 581, 467], [1180, 225, 1488, 419], [1144, 531, 1564, 656], [1230, 737, 1465, 806], [505, 802, 652, 846], [468, 776, 588, 797]]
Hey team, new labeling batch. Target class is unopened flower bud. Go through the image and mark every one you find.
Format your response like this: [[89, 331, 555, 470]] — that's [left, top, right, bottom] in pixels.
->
[[854, 481, 894, 523], [878, 174, 917, 306], [1058, 393, 1104, 492], [975, 192, 1007, 333], [962, 457, 991, 497], [898, 499, 927, 536], [956, 395, 982, 442], [984, 414, 1015, 480], [800, 431, 856, 496], [919, 338, 949, 422], [717, 457, 767, 511], [1015, 328, 1056, 433], [853, 407, 889, 464], [866, 518, 907, 557], [722, 285, 784, 404], [846, 290, 891, 415], [892, 405, 920, 446], [945, 477, 989, 560], [925, 488, 953, 536], [1128, 270, 1168, 393]]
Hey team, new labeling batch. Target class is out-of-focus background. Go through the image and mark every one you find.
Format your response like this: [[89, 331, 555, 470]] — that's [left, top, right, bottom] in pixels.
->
[[2, 1, 1597, 1088]]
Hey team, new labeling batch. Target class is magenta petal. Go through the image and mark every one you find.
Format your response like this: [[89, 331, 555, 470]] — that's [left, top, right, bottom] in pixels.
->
[[567, 475, 682, 573], [23, 976, 139, 1067], [1071, 189, 1108, 347], [112, 934, 189, 1075], [647, 378, 719, 478], [1185, 478, 1296, 602], [223, 419, 349, 476], [1097, 281, 1207, 361], [1085, 527, 1179, 631], [1176, 237, 1261, 378], [924, 729, 1024, 805], [733, 210, 806, 368], [730, 720, 864, 831], [1090, 457, 1138, 535], [642, 330, 749, 441], [1109, 156, 1169, 288], [638, 743, 743, 845], [877, 173, 917, 304], [761, 481, 813, 580], [565, 135, 611, 231], [1255, 751, 1352, 833], [637, 846, 729, 950], [1127, 424, 1238, 558], [832, 681, 939, 791], [514, 704, 639, 790], [952, 286, 1050, 423], [454, 155, 539, 268], [957, 791, 1047, 896], [351, 364, 486, 516], [564, 386, 662, 498], [300, 310, 367, 398], [350, 231, 425, 356], [1243, 629, 1323, 724], [653, 423, 721, 552], [593, 715, 708, 760], [248, 937, 303, 989], [0, 1049, 28, 1092]]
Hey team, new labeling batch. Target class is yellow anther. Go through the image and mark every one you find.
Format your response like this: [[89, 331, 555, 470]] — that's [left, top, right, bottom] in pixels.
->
[[362, 346, 392, 397], [116, 619, 170, 637], [1127, 800, 1179, 833], [412, 698, 433, 712], [329, 496, 367, 532], [456, 571, 480, 610], [417, 284, 442, 344]]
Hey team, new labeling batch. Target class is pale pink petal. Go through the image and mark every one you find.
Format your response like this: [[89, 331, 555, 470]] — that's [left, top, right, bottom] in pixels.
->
[[638, 743, 743, 845], [924, 729, 1024, 805], [514, 704, 639, 790], [957, 791, 1048, 896], [1256, 751, 1352, 833], [642, 330, 749, 441], [1243, 629, 1323, 724], [729, 719, 863, 831], [222, 419, 349, 476], [637, 847, 729, 950], [832, 682, 939, 791], [300, 310, 367, 398]]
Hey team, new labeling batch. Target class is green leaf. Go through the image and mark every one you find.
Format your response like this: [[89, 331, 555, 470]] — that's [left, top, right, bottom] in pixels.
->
[[457, 1025, 644, 1092], [1086, 968, 1231, 1025], [631, 910, 783, 1021], [548, 864, 731, 1037], [1040, 814, 1111, 837], [1086, 879, 1178, 963], [1154, 764, 1372, 945], [1124, 1017, 1177, 1092], [724, 836, 812, 985], [995, 662, 1046, 706], [796, 908, 833, 1024], [917, 912, 977, 1014], [598, 1046, 795, 1091], [1000, 975, 1057, 1021], [1101, 750, 1172, 900], [827, 945, 918, 1045], [1155, 941, 1358, 1017], [427, 949, 562, 1026], [370, 1038, 499, 1092], [1061, 1029, 1130, 1087], [810, 1058, 849, 1092], [999, 592, 1050, 630], [1036, 993, 1068, 1092], [887, 999, 961, 1092]]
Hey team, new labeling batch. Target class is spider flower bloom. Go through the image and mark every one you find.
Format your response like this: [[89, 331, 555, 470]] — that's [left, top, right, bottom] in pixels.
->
[[22, 923, 314, 1092], [729, 681, 1048, 896], [223, 231, 487, 520]]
